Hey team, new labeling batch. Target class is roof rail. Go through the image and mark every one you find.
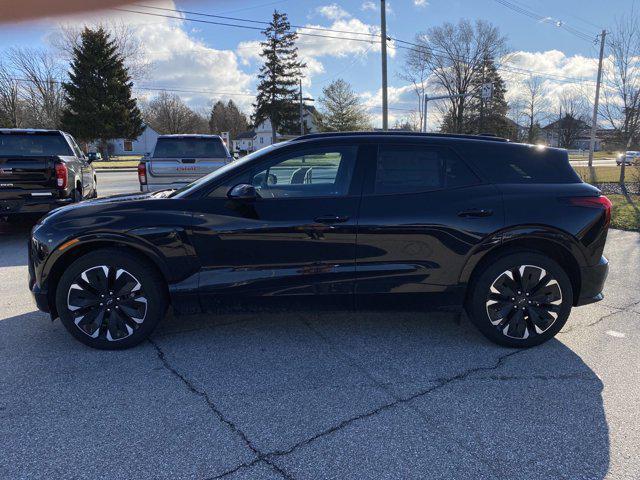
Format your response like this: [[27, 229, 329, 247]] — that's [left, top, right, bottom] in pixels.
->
[[292, 131, 510, 143]]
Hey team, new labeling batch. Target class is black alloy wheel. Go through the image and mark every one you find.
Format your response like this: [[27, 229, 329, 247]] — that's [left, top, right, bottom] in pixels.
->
[[56, 248, 167, 349], [467, 252, 573, 348]]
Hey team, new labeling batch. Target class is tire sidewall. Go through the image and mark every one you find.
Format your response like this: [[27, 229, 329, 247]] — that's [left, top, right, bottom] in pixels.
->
[[467, 252, 573, 348], [55, 248, 166, 349]]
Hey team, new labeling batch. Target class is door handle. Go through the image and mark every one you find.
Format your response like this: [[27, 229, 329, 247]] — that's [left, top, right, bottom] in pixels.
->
[[457, 208, 493, 218], [314, 215, 349, 224]]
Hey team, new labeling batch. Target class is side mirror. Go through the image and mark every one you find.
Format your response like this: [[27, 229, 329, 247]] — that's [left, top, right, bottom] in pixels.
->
[[228, 183, 258, 202]]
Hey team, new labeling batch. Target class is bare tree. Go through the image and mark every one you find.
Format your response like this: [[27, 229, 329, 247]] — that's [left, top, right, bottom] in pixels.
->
[[406, 20, 507, 133], [601, 8, 640, 185], [142, 92, 207, 134], [9, 48, 65, 129], [0, 61, 23, 127], [51, 21, 149, 81], [520, 76, 550, 143], [398, 45, 431, 129], [552, 89, 591, 148]]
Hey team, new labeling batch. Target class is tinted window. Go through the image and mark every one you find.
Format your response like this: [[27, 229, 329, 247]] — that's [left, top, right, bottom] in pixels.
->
[[459, 143, 581, 184], [153, 137, 228, 158], [0, 132, 73, 156], [375, 145, 445, 194], [445, 155, 480, 188], [252, 147, 357, 198]]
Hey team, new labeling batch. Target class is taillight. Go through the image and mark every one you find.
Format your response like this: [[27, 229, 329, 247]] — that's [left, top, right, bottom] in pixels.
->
[[568, 195, 612, 225], [138, 162, 147, 185], [54, 163, 67, 189]]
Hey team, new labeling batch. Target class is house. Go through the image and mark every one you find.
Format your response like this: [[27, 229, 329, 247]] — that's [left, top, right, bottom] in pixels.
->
[[540, 117, 602, 150], [88, 124, 160, 156], [232, 105, 319, 154]]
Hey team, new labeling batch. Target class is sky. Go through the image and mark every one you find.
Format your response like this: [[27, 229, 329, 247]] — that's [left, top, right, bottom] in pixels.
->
[[0, 0, 634, 128]]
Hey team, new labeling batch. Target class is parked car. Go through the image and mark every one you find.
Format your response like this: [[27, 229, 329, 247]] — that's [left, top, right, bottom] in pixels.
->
[[29, 132, 610, 350], [1, 129, 97, 220], [87, 151, 102, 162], [616, 151, 640, 166], [138, 134, 232, 192]]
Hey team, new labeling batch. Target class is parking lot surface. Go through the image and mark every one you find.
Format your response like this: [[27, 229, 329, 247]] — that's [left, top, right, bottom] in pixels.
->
[[1, 177, 639, 479]]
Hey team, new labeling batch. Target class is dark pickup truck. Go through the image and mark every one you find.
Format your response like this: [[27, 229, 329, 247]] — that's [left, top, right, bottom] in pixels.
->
[[0, 129, 97, 219]]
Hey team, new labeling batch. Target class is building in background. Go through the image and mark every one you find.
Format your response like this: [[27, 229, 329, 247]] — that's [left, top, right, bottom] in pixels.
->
[[232, 105, 319, 154], [88, 124, 160, 156]]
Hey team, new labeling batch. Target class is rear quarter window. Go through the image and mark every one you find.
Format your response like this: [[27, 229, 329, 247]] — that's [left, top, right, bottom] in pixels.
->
[[460, 143, 581, 184]]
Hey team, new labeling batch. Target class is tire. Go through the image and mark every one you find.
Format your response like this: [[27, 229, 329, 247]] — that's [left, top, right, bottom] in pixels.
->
[[72, 185, 83, 202], [55, 248, 167, 349], [466, 252, 573, 348]]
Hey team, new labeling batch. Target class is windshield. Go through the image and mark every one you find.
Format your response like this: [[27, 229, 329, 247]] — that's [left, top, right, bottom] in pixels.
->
[[170, 144, 283, 198], [153, 137, 228, 158], [0, 132, 73, 156]]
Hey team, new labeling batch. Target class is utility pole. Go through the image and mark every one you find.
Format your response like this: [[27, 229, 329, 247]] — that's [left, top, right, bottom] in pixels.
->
[[588, 29, 607, 168], [380, 0, 388, 130], [299, 79, 304, 135]]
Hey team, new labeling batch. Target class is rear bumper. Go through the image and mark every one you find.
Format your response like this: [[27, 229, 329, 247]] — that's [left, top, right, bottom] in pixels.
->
[[576, 255, 609, 306], [1, 196, 71, 216]]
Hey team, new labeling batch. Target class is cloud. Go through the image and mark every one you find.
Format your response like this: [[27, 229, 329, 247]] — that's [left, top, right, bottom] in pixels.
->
[[360, 1, 393, 14], [316, 4, 351, 21], [51, 1, 254, 112], [414, 0, 429, 7], [361, 1, 377, 11]]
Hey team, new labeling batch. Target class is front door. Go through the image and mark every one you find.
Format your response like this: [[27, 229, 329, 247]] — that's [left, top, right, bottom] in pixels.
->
[[188, 143, 362, 310]]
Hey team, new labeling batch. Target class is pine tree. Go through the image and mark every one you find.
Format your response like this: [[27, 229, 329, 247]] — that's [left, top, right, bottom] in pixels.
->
[[317, 79, 370, 131], [61, 27, 143, 157], [252, 11, 305, 143], [441, 56, 511, 137]]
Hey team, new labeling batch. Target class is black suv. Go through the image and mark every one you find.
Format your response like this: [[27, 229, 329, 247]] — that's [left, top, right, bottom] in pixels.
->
[[29, 132, 610, 349]]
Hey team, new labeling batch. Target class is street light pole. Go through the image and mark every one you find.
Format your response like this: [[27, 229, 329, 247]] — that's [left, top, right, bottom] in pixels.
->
[[588, 29, 607, 168], [380, 0, 388, 130], [299, 79, 304, 135]]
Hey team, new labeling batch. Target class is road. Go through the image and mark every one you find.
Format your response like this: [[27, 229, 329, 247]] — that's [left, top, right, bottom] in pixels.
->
[[96, 169, 140, 196], [1, 191, 640, 478]]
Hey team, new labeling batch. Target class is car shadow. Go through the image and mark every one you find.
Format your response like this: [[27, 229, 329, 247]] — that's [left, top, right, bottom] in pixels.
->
[[0, 307, 609, 479]]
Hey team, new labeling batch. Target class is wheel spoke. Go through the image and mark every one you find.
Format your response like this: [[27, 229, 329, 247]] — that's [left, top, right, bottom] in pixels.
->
[[519, 265, 544, 292], [75, 307, 105, 338], [528, 306, 555, 334]]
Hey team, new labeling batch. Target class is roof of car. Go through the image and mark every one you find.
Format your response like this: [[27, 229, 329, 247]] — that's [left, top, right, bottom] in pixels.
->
[[0, 128, 65, 134], [293, 131, 510, 143], [158, 134, 223, 138]]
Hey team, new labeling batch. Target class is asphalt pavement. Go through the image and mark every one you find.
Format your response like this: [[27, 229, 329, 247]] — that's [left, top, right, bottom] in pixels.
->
[[1, 176, 639, 479]]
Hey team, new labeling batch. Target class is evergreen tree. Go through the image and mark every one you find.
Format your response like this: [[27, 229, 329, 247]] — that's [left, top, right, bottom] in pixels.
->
[[61, 27, 143, 157], [252, 11, 305, 143], [317, 79, 370, 131], [441, 56, 511, 137]]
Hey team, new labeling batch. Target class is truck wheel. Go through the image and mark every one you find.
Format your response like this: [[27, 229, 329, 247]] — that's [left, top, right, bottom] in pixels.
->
[[466, 252, 573, 348], [55, 248, 167, 349]]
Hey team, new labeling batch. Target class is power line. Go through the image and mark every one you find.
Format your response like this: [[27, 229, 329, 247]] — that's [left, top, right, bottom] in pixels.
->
[[134, 4, 380, 38], [114, 8, 378, 44], [492, 0, 596, 43]]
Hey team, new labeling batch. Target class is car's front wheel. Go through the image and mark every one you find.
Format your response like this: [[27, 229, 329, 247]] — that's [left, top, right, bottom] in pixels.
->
[[55, 248, 167, 349], [466, 252, 573, 348]]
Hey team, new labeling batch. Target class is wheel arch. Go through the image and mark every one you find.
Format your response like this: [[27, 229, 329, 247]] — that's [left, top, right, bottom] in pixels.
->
[[44, 235, 170, 318], [461, 228, 585, 306]]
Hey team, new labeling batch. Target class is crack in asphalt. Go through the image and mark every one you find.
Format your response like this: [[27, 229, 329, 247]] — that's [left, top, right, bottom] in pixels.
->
[[560, 307, 624, 334], [148, 339, 295, 480]]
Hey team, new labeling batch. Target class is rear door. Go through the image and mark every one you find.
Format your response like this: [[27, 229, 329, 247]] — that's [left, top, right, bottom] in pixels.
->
[[149, 136, 231, 182], [355, 142, 504, 305]]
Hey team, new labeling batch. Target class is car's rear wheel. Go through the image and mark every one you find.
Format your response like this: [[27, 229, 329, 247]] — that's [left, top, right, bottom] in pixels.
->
[[55, 248, 167, 349], [466, 252, 573, 348]]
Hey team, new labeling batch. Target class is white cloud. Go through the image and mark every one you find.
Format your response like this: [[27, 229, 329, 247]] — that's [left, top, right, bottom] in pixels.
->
[[360, 1, 393, 14], [51, 1, 254, 112], [414, 0, 429, 7], [317, 4, 351, 21]]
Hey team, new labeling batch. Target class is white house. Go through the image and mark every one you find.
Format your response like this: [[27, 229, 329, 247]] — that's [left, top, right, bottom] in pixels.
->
[[232, 106, 319, 154], [88, 124, 160, 156]]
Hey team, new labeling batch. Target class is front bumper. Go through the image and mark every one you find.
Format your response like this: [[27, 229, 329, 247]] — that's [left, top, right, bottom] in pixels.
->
[[575, 255, 609, 306]]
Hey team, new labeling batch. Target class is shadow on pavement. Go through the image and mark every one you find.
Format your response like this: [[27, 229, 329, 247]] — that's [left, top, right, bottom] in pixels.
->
[[0, 217, 36, 267], [0, 307, 610, 479]]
